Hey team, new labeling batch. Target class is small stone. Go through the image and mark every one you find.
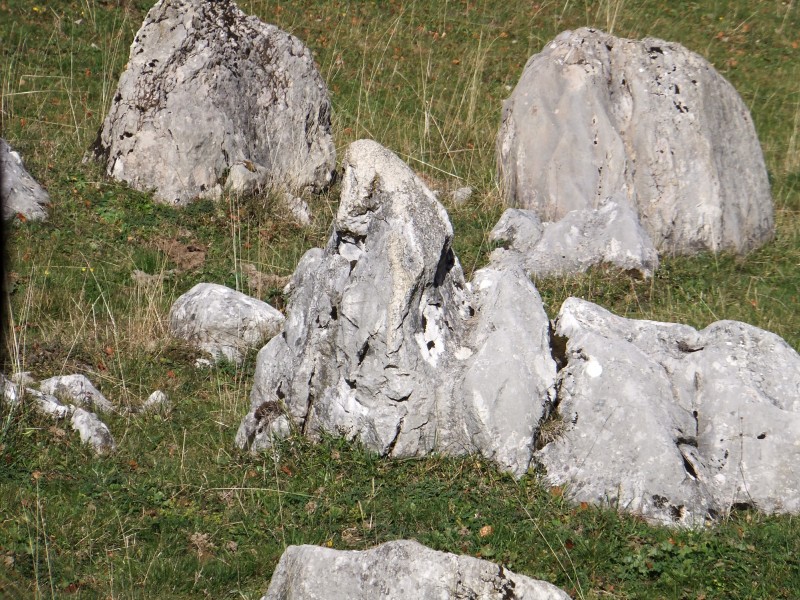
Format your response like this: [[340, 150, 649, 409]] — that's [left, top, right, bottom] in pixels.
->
[[142, 390, 170, 413], [448, 186, 473, 206]]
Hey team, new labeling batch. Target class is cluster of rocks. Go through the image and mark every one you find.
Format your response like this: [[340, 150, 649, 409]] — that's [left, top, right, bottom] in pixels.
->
[[7, 0, 794, 594], [0, 372, 170, 455], [220, 139, 799, 528]]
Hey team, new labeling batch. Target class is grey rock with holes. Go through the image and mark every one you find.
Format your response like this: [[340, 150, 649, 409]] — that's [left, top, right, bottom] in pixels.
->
[[490, 201, 658, 277], [39, 374, 114, 413], [169, 283, 284, 364], [236, 140, 557, 477], [498, 28, 773, 255], [535, 297, 800, 526], [89, 0, 335, 205], [261, 540, 571, 600], [1, 138, 49, 221]]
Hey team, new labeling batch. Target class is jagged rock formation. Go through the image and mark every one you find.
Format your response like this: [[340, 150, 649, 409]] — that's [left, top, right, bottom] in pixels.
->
[[261, 540, 571, 600], [235, 140, 556, 477], [233, 139, 799, 526], [89, 0, 335, 205], [498, 28, 773, 256]]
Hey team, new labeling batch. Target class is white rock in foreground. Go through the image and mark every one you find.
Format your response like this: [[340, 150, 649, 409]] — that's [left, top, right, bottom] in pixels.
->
[[169, 283, 285, 364], [262, 540, 570, 600]]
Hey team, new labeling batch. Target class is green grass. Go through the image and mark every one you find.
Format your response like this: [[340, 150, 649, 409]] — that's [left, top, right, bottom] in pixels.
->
[[1, 0, 799, 598]]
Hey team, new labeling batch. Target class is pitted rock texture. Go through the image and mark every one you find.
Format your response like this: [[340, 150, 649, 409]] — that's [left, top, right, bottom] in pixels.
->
[[233, 140, 799, 525], [261, 540, 571, 600], [490, 202, 659, 278], [169, 283, 285, 364], [89, 0, 335, 205], [1, 138, 49, 221], [498, 28, 773, 255], [536, 297, 800, 526], [235, 139, 556, 477]]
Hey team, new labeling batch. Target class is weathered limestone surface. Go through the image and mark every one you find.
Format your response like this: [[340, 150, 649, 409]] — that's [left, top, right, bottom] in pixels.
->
[[261, 540, 571, 600], [1, 138, 49, 221], [229, 139, 798, 524], [90, 0, 335, 205], [235, 140, 556, 477], [39, 374, 114, 413], [536, 298, 800, 526], [169, 283, 285, 364], [490, 202, 658, 277], [498, 28, 773, 255], [1, 375, 116, 455]]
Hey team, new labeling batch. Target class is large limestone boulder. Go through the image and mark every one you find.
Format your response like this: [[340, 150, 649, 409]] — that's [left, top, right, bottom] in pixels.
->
[[169, 283, 285, 364], [1, 138, 49, 221], [235, 140, 556, 477], [535, 298, 800, 526], [498, 28, 773, 256], [262, 540, 571, 600], [89, 0, 335, 205]]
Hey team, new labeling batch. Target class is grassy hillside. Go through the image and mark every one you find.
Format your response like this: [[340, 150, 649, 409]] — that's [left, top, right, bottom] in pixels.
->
[[1, 0, 798, 598]]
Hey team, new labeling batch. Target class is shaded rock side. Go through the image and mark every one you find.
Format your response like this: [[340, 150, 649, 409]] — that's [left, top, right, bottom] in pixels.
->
[[235, 139, 556, 477], [536, 297, 800, 526], [89, 0, 335, 205], [169, 283, 285, 364], [498, 28, 773, 255], [261, 540, 571, 600], [490, 202, 658, 278], [1, 138, 49, 221]]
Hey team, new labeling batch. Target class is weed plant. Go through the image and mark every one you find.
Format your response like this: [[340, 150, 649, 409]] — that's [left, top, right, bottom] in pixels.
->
[[1, 0, 799, 598]]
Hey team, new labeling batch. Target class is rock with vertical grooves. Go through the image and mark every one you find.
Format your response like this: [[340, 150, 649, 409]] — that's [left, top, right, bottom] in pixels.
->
[[89, 0, 335, 205], [498, 28, 773, 255], [235, 140, 557, 478]]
